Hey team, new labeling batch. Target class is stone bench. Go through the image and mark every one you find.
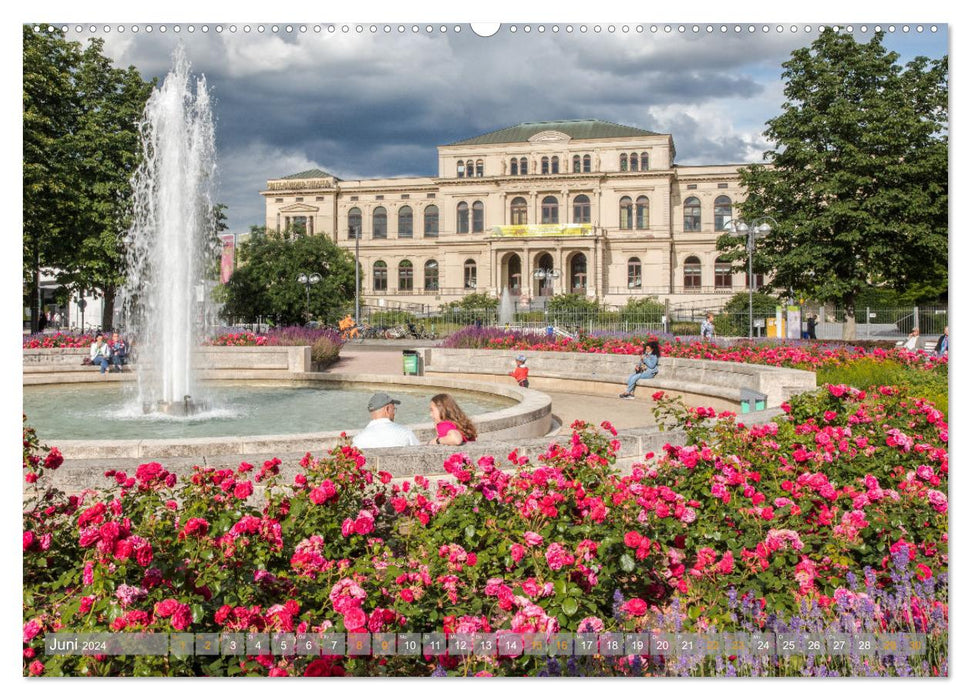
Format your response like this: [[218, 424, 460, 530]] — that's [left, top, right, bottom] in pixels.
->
[[419, 348, 815, 409]]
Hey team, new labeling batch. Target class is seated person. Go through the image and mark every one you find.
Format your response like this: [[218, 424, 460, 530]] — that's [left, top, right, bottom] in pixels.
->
[[619, 340, 660, 399], [428, 393, 478, 445], [352, 392, 421, 448], [89, 333, 111, 374], [108, 331, 129, 371]]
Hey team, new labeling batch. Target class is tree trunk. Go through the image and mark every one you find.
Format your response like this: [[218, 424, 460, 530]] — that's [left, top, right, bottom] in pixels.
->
[[101, 286, 115, 331], [30, 245, 41, 334], [842, 296, 857, 341]]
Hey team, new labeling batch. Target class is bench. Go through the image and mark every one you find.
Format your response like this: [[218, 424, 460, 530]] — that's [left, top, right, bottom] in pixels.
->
[[421, 348, 816, 409]]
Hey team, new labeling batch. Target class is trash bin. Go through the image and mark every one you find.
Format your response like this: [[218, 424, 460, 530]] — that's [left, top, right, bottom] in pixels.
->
[[739, 388, 768, 414], [402, 349, 421, 376]]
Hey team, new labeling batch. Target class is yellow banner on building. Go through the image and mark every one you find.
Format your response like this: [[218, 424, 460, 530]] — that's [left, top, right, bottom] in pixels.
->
[[491, 224, 593, 238]]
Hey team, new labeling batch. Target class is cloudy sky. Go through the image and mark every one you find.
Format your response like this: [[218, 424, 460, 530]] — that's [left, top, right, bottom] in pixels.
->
[[70, 19, 947, 234]]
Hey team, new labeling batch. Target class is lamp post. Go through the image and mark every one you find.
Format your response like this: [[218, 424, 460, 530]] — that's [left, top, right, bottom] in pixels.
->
[[297, 272, 322, 324], [352, 226, 360, 325], [723, 217, 776, 339], [532, 267, 561, 297]]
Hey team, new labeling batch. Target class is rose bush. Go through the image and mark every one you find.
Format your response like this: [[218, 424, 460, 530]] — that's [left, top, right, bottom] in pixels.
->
[[23, 382, 947, 677]]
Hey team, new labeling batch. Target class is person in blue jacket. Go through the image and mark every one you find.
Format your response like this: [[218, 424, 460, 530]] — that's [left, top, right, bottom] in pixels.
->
[[619, 340, 660, 399]]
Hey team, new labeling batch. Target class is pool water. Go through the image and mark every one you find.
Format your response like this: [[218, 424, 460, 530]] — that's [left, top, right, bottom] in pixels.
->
[[22, 383, 514, 441]]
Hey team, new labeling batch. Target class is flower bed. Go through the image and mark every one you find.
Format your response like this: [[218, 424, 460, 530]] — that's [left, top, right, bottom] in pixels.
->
[[22, 332, 96, 349], [23, 382, 947, 677], [442, 327, 948, 372]]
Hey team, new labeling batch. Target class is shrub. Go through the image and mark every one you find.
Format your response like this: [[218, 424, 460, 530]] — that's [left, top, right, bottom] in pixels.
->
[[310, 335, 342, 367]]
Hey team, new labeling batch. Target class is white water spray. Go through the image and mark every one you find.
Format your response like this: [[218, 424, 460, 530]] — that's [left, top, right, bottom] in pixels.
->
[[122, 45, 216, 412]]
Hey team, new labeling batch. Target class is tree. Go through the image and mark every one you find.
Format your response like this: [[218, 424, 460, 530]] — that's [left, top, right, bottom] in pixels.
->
[[442, 292, 499, 312], [220, 228, 356, 326], [721, 30, 948, 340], [22, 26, 154, 331], [545, 293, 599, 314], [718, 291, 780, 337]]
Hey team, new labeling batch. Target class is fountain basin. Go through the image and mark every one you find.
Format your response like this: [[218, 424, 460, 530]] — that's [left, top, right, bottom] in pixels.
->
[[23, 373, 552, 462]]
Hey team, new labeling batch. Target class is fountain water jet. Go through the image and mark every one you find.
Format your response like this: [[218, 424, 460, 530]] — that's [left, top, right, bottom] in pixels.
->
[[122, 45, 215, 416]]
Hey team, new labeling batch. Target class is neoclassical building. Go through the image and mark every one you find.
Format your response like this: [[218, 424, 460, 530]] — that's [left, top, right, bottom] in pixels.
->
[[261, 119, 751, 310]]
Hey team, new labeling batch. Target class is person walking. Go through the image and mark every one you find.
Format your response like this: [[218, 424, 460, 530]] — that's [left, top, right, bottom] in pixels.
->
[[700, 313, 715, 341], [807, 314, 818, 340], [351, 392, 421, 448], [428, 393, 478, 445], [619, 340, 660, 399]]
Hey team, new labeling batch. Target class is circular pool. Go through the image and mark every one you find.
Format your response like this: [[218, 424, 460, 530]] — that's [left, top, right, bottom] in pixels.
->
[[23, 382, 516, 442]]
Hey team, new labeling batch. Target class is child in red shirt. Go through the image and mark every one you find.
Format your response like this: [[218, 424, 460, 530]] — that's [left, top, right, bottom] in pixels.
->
[[510, 354, 529, 388]]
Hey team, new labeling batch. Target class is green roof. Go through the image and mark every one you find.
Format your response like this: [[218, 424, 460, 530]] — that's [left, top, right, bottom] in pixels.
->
[[448, 120, 662, 146], [279, 168, 337, 180]]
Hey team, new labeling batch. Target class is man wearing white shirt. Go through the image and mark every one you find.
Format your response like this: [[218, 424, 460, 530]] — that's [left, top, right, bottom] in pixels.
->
[[352, 392, 421, 448]]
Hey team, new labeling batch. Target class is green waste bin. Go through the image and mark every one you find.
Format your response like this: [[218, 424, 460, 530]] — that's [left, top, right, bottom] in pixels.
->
[[402, 350, 421, 376]]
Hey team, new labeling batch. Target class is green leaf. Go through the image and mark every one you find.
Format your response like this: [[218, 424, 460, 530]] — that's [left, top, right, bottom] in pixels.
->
[[620, 554, 636, 573], [562, 598, 579, 616]]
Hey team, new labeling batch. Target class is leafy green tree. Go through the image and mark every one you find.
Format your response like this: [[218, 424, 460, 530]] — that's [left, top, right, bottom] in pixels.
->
[[23, 26, 154, 331], [442, 292, 499, 312], [721, 30, 948, 340], [220, 228, 356, 326], [718, 291, 780, 337], [619, 296, 664, 323], [545, 293, 599, 314]]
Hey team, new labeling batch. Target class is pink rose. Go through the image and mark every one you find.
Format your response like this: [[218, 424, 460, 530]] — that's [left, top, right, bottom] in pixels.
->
[[234, 481, 253, 500], [524, 531, 543, 547], [620, 598, 647, 617], [343, 606, 366, 630], [510, 544, 525, 562]]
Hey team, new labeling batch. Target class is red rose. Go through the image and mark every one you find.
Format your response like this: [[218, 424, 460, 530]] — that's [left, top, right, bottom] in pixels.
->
[[621, 598, 648, 617], [624, 531, 643, 548], [234, 481, 253, 500]]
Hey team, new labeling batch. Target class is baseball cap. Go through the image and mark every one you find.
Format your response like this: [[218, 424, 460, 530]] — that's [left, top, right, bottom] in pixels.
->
[[367, 392, 401, 412], [516, 354, 527, 362]]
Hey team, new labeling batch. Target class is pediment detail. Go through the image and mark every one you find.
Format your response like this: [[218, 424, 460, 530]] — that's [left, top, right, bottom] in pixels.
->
[[279, 203, 320, 213], [528, 130, 572, 144]]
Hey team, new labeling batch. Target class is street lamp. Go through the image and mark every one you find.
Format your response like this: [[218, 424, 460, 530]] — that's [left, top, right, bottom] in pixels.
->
[[352, 225, 361, 325], [723, 217, 776, 339], [532, 267, 561, 298], [297, 272, 322, 324]]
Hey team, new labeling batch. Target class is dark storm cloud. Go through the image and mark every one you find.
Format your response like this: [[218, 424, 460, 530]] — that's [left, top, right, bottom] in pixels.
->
[[93, 25, 946, 232]]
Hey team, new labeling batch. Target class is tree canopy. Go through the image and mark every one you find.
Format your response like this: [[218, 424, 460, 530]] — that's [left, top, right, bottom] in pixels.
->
[[23, 26, 155, 330], [719, 30, 948, 339], [220, 228, 356, 326]]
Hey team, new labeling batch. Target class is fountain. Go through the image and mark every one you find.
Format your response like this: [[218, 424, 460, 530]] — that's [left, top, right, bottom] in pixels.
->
[[499, 287, 516, 327], [122, 45, 215, 416]]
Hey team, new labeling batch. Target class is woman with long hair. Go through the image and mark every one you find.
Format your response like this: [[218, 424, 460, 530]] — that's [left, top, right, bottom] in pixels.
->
[[619, 340, 660, 399], [428, 393, 478, 445]]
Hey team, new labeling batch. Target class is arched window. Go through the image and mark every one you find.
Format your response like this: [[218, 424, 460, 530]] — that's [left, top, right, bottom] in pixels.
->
[[466, 160, 474, 178], [541, 196, 559, 224], [511, 197, 528, 225], [683, 197, 701, 232], [571, 254, 587, 293], [635, 196, 649, 230], [511, 158, 519, 176], [551, 156, 559, 174], [620, 153, 628, 172], [424, 260, 439, 291], [472, 201, 484, 233], [630, 153, 639, 171], [348, 208, 362, 239], [573, 155, 581, 173], [398, 260, 414, 291], [372, 207, 387, 239], [456, 201, 469, 234], [424, 205, 439, 238], [520, 157, 528, 175], [398, 206, 413, 238], [640, 152, 649, 170], [628, 257, 642, 289], [475, 160, 484, 177], [619, 196, 633, 230], [683, 256, 702, 290], [456, 160, 465, 178], [573, 194, 590, 224], [583, 154, 591, 173], [715, 256, 733, 289], [541, 156, 550, 175], [373, 260, 388, 291], [714, 195, 733, 232], [464, 259, 477, 289]]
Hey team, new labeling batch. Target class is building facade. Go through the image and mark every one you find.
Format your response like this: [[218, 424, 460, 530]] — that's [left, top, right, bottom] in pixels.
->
[[262, 120, 751, 310]]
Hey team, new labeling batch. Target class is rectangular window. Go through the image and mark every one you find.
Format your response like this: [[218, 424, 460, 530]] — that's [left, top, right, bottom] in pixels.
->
[[376, 195, 384, 200], [715, 262, 733, 289], [686, 184, 697, 190], [275, 198, 284, 203], [399, 266, 413, 292], [373, 267, 387, 292], [427, 193, 436, 198], [350, 196, 358, 201], [296, 197, 303, 202], [401, 194, 410, 199], [718, 183, 729, 189]]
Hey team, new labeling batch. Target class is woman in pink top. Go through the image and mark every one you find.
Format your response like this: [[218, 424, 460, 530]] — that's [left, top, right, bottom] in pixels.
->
[[428, 393, 478, 445]]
